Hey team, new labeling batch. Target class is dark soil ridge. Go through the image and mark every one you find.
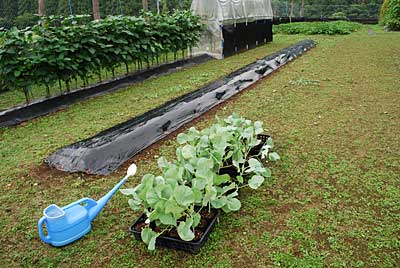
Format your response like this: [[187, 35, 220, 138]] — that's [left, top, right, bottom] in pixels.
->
[[46, 40, 316, 175]]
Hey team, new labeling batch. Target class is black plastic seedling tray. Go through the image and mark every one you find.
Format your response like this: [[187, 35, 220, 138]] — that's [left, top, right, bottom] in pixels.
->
[[219, 134, 271, 177], [130, 209, 219, 254], [249, 134, 271, 156]]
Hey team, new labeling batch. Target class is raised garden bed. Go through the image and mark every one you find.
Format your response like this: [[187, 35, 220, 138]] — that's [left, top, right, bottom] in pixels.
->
[[46, 40, 315, 175], [130, 209, 219, 254], [0, 54, 212, 128]]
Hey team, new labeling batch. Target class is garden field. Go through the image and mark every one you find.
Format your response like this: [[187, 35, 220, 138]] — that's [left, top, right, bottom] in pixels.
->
[[0, 25, 399, 267]]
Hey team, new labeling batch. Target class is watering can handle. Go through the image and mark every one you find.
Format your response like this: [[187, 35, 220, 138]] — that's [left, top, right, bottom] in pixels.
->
[[38, 217, 50, 243], [62, 197, 97, 210]]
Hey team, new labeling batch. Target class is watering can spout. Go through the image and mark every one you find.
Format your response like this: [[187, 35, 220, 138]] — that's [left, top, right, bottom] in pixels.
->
[[88, 177, 127, 221], [88, 163, 137, 221]]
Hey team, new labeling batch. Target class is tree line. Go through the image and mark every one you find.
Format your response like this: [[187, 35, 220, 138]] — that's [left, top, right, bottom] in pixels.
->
[[0, 0, 383, 29], [272, 0, 383, 18]]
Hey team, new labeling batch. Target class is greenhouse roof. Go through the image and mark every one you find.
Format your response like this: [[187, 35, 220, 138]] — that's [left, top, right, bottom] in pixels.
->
[[191, 0, 273, 24]]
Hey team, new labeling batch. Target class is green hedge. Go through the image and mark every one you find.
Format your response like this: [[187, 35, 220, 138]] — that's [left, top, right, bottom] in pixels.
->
[[273, 21, 362, 35], [0, 11, 203, 103], [380, 0, 400, 30]]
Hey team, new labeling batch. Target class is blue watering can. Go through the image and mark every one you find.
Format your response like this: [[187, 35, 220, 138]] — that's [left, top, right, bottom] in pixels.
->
[[38, 164, 137, 247]]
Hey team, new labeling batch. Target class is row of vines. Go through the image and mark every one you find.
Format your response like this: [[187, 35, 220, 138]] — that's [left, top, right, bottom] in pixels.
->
[[0, 11, 203, 103]]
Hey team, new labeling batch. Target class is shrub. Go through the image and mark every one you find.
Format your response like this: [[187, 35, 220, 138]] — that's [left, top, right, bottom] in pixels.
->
[[14, 13, 39, 29], [0, 17, 10, 30], [329, 12, 347, 20], [273, 21, 362, 35], [380, 0, 391, 21], [380, 0, 400, 31]]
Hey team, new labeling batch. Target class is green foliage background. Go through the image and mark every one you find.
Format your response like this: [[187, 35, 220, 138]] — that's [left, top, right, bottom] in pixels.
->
[[0, 0, 384, 30], [380, 0, 400, 30], [273, 21, 362, 35], [0, 11, 202, 102]]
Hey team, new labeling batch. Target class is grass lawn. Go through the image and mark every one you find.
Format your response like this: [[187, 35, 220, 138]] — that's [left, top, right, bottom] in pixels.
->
[[0, 25, 399, 267]]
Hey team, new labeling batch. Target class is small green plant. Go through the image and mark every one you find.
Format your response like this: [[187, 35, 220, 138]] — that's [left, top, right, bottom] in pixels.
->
[[380, 0, 400, 31], [273, 21, 362, 35], [122, 114, 280, 250]]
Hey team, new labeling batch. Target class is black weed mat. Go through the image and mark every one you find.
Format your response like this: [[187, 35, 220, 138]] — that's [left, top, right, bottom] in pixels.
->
[[46, 40, 316, 175], [0, 54, 212, 128]]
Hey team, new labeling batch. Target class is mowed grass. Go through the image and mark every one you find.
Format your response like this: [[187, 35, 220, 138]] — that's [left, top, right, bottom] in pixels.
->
[[1, 25, 400, 267]]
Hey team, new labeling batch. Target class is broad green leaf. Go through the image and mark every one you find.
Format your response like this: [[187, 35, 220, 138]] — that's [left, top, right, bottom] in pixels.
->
[[141, 227, 156, 244], [154, 199, 166, 212], [146, 189, 159, 205], [242, 127, 254, 139], [202, 185, 217, 206], [177, 218, 195, 241], [141, 227, 158, 251], [120, 188, 136, 196], [249, 158, 262, 169], [165, 199, 184, 218], [195, 168, 214, 181], [192, 188, 203, 203], [221, 183, 237, 194], [148, 210, 161, 222], [14, 70, 21, 77], [184, 163, 195, 173], [269, 152, 281, 161], [193, 178, 207, 190], [192, 213, 201, 228], [148, 235, 157, 251], [157, 157, 169, 169], [232, 150, 244, 164], [226, 198, 241, 211], [214, 174, 231, 186], [197, 157, 214, 169], [266, 137, 274, 148], [262, 168, 272, 178], [159, 213, 177, 226], [142, 174, 155, 187], [211, 196, 227, 208], [236, 175, 244, 184], [177, 133, 188, 144], [164, 165, 179, 180], [249, 175, 264, 189], [154, 176, 165, 186], [254, 121, 263, 134], [182, 145, 195, 160], [128, 199, 141, 210], [174, 185, 194, 206]]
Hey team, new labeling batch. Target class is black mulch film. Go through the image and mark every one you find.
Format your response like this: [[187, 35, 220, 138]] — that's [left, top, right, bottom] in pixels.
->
[[0, 54, 212, 128], [46, 40, 316, 175], [222, 19, 273, 57]]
